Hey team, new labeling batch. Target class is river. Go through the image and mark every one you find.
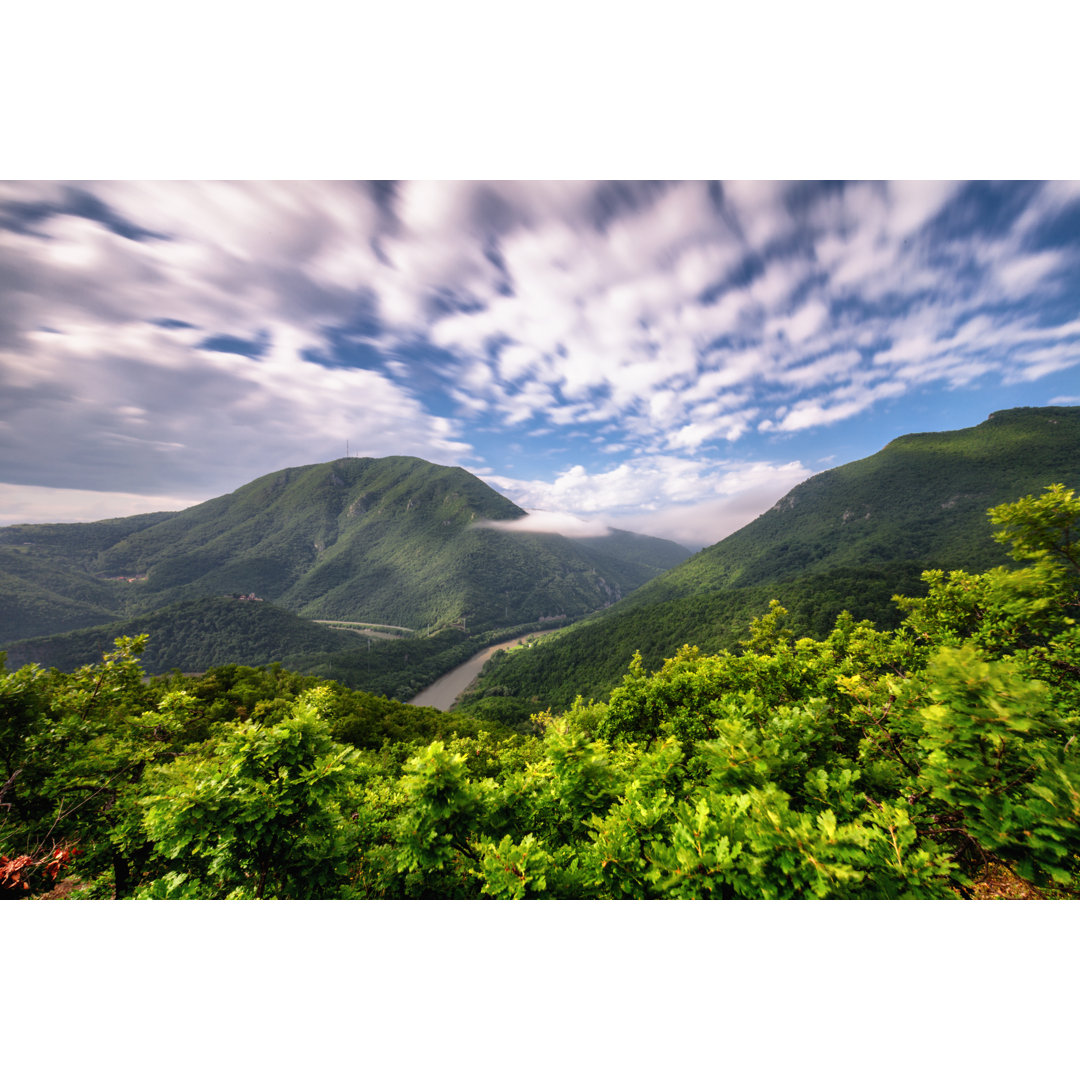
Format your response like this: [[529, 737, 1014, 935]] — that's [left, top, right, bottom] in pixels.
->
[[407, 629, 559, 711]]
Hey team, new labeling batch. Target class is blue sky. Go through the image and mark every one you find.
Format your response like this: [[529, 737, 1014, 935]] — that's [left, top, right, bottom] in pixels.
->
[[1, 179, 1078, 547]]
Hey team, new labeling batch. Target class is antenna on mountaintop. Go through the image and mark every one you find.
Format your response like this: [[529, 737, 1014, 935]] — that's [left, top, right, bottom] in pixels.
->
[[346, 439, 349, 459]]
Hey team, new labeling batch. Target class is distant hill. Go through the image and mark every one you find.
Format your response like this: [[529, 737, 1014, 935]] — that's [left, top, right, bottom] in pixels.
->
[[0, 511, 177, 640], [0, 547, 127, 641], [467, 406, 1080, 712], [2, 596, 353, 674], [0, 456, 688, 678]]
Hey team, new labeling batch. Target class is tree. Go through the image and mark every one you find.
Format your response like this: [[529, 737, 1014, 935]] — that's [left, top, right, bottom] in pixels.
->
[[989, 483, 1080, 577], [139, 688, 361, 899], [2, 636, 189, 896]]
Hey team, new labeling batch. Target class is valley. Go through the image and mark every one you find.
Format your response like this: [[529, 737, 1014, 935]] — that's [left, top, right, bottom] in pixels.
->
[[0, 455, 688, 692], [408, 629, 560, 711], [465, 405, 1080, 715]]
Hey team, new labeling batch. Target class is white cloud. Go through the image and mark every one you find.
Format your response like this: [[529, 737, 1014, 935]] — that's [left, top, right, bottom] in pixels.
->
[[0, 298, 472, 496], [420, 182, 752, 439], [1002, 344, 1080, 383], [996, 250, 1064, 292], [475, 508, 612, 538], [749, 256, 810, 311], [772, 350, 861, 390], [0, 483, 198, 527], [767, 298, 829, 345], [721, 180, 792, 250], [889, 180, 961, 237], [485, 455, 813, 548], [762, 379, 908, 433], [608, 460, 814, 549]]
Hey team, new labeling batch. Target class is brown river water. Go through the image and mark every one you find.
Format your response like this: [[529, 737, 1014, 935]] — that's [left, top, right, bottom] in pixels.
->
[[407, 629, 559, 711]]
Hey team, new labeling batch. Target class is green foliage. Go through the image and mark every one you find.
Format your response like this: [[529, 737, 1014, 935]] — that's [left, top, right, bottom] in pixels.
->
[[380, 480, 1080, 899], [0, 512, 174, 641], [989, 483, 1080, 575], [394, 741, 484, 875], [2, 635, 193, 895], [0, 639, 503, 898], [0, 549, 125, 641], [138, 691, 362, 899], [478, 834, 560, 899], [5, 480, 1080, 900], [914, 646, 1080, 887]]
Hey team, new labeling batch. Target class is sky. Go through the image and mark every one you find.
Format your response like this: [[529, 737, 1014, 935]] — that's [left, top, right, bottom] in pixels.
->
[[2, 179, 1079, 549]]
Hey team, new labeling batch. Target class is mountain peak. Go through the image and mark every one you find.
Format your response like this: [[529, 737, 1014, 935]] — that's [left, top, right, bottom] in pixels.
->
[[0, 455, 686, 647]]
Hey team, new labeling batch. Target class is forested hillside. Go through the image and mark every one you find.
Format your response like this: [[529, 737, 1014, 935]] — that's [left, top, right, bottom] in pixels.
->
[[470, 407, 1080, 715], [0, 456, 687, 677], [3, 484, 1077, 899], [2, 597, 354, 675], [644, 406, 1080, 599], [0, 512, 180, 640]]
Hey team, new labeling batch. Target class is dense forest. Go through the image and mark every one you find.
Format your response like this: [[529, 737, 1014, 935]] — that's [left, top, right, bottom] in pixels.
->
[[3, 485, 1077, 899]]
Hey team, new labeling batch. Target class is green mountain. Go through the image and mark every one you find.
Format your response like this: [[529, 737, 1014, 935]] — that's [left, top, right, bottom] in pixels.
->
[[0, 457, 689, 675], [637, 405, 1080, 602], [467, 406, 1080, 712]]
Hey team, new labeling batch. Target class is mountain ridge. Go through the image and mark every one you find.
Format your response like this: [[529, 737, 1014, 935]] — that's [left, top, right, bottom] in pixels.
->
[[0, 456, 689, 662]]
